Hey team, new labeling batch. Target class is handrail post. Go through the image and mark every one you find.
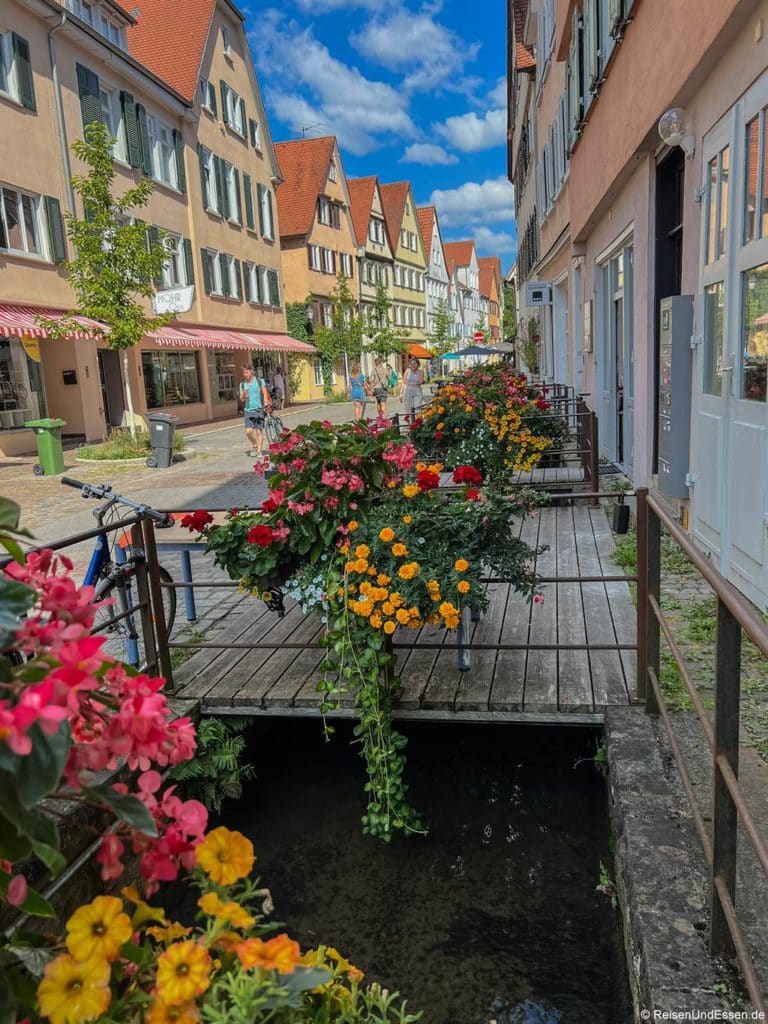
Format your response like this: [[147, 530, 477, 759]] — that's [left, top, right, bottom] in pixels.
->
[[645, 495, 661, 715], [710, 597, 741, 956], [130, 521, 159, 675], [589, 411, 600, 506], [142, 518, 175, 690], [635, 487, 648, 702]]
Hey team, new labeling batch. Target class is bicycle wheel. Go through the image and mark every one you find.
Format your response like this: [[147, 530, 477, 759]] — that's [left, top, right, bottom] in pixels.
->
[[92, 564, 177, 671], [265, 415, 283, 444]]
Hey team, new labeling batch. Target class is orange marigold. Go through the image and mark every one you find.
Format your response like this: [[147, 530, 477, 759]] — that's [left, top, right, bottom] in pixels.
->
[[236, 934, 303, 975]]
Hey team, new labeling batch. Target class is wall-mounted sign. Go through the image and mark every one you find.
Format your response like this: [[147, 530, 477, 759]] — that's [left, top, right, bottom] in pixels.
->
[[524, 280, 552, 307], [62, 369, 78, 385], [21, 336, 42, 362], [152, 285, 194, 315]]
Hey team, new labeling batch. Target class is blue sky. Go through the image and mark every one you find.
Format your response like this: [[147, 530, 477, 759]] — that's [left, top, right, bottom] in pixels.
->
[[242, 0, 517, 270]]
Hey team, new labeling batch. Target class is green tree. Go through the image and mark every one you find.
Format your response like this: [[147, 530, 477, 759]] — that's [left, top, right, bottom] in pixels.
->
[[365, 280, 409, 359], [427, 297, 455, 358], [285, 298, 313, 396], [474, 313, 488, 339], [502, 282, 517, 342], [39, 122, 173, 436], [312, 273, 363, 397]]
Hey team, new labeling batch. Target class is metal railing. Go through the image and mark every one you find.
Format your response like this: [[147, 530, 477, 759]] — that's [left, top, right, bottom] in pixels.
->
[[636, 487, 768, 1012]]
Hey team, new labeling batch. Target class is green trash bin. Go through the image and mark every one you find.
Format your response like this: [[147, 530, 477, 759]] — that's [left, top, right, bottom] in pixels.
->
[[26, 418, 67, 476]]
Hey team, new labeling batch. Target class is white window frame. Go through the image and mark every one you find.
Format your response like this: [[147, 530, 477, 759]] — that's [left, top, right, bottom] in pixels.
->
[[369, 217, 384, 244], [222, 24, 232, 56], [206, 250, 224, 296], [328, 160, 337, 182], [148, 113, 178, 190], [223, 254, 240, 299], [318, 196, 331, 226], [99, 11, 123, 47], [0, 184, 46, 260], [225, 85, 246, 137], [259, 185, 274, 240], [200, 147, 217, 211], [200, 77, 216, 114], [99, 84, 128, 163], [322, 248, 335, 274], [341, 252, 353, 278], [224, 161, 240, 224], [161, 232, 187, 289], [308, 244, 321, 272], [0, 30, 20, 103]]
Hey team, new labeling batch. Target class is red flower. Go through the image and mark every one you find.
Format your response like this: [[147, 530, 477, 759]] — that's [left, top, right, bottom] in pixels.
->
[[464, 488, 481, 502], [435, 430, 444, 441], [536, 398, 550, 411], [180, 510, 213, 532], [260, 496, 280, 514], [452, 465, 483, 485], [247, 525, 275, 547], [408, 417, 423, 432], [416, 469, 440, 491]]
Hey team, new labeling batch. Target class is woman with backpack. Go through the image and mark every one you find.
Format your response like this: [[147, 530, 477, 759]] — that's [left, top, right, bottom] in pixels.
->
[[369, 356, 393, 418], [400, 356, 425, 422]]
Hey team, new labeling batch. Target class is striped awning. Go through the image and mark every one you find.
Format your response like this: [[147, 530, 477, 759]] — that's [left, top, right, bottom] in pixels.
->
[[0, 304, 104, 340], [149, 327, 315, 353], [257, 333, 315, 353]]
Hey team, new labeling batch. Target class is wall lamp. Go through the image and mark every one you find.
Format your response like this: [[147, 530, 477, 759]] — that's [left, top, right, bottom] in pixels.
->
[[658, 107, 695, 159]]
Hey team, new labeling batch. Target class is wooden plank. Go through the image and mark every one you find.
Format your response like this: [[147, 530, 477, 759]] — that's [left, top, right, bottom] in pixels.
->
[[490, 513, 538, 711], [555, 505, 593, 711], [524, 507, 558, 711], [397, 621, 443, 708], [590, 508, 637, 699], [454, 583, 506, 712], [230, 607, 321, 708], [572, 505, 628, 706], [259, 622, 326, 708]]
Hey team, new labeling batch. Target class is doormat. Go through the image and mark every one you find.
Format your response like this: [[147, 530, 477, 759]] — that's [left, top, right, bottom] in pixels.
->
[[598, 463, 622, 475]]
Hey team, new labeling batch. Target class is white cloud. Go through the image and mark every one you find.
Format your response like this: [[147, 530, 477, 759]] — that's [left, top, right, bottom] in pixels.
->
[[428, 177, 515, 228], [250, 14, 416, 155], [350, 7, 480, 92], [434, 107, 506, 152], [471, 225, 516, 254], [400, 143, 458, 166], [294, 0, 378, 7], [487, 76, 507, 108]]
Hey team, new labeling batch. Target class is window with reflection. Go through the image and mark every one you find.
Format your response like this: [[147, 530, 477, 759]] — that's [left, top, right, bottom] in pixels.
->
[[706, 148, 729, 263], [741, 263, 768, 401], [703, 282, 724, 396], [744, 115, 760, 243], [142, 351, 201, 409]]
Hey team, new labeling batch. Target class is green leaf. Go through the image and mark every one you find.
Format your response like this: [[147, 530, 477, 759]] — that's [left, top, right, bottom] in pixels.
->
[[85, 783, 158, 837], [0, 870, 55, 917], [17, 722, 70, 809], [0, 497, 21, 532], [0, 576, 35, 648]]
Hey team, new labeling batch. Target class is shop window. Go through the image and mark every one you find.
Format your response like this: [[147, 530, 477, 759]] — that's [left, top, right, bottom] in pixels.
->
[[741, 262, 768, 402], [142, 350, 201, 409], [0, 337, 47, 428], [213, 351, 237, 403]]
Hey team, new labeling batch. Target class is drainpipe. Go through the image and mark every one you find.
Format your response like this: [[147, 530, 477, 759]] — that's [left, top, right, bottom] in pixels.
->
[[48, 11, 76, 216]]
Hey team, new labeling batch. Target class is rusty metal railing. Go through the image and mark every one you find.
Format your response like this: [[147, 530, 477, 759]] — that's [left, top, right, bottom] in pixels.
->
[[636, 487, 768, 1012]]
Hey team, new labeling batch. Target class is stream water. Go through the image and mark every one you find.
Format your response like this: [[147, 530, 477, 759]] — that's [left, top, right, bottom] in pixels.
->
[[185, 718, 632, 1024]]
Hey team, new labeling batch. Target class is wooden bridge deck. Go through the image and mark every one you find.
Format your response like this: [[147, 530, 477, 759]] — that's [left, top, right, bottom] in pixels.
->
[[171, 505, 636, 721]]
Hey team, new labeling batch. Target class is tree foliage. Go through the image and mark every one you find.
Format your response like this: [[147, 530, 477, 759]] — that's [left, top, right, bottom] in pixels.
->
[[427, 298, 455, 358], [502, 282, 517, 342], [312, 273, 363, 396], [365, 281, 409, 359], [285, 298, 314, 396]]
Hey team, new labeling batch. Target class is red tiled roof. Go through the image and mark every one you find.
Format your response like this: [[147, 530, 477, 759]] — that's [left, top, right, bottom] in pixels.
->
[[444, 240, 475, 269], [416, 206, 435, 261], [347, 176, 377, 247], [127, 0, 216, 101], [273, 137, 337, 238], [478, 256, 502, 296], [516, 40, 536, 70], [379, 182, 411, 251], [512, 0, 535, 70]]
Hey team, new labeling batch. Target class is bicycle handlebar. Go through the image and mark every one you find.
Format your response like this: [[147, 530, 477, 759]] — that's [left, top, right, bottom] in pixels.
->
[[61, 477, 173, 526]]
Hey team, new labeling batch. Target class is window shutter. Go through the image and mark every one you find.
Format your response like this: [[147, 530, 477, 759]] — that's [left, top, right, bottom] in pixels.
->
[[233, 168, 242, 223], [214, 157, 226, 217], [609, 0, 622, 36], [173, 129, 186, 194], [257, 184, 266, 235], [44, 197, 67, 263], [76, 63, 101, 128], [243, 174, 255, 230], [266, 189, 274, 238], [120, 92, 141, 167], [136, 103, 151, 175], [197, 145, 208, 206], [201, 249, 213, 295], [221, 256, 231, 298], [12, 34, 36, 112], [208, 82, 218, 118], [249, 118, 259, 148], [255, 265, 264, 304], [234, 259, 244, 299], [183, 238, 194, 286], [220, 81, 229, 124], [268, 270, 280, 307], [238, 97, 246, 134], [148, 225, 163, 286]]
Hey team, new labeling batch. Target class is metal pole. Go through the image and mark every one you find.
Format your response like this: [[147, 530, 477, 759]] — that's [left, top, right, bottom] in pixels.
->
[[710, 596, 741, 956], [130, 522, 159, 675], [142, 518, 175, 689], [646, 499, 661, 715], [589, 410, 600, 505], [635, 487, 648, 702]]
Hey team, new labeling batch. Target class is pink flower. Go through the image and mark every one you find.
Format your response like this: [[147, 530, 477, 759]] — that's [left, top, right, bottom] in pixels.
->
[[6, 874, 28, 907], [534, 594, 545, 605], [96, 834, 125, 882], [383, 441, 417, 472]]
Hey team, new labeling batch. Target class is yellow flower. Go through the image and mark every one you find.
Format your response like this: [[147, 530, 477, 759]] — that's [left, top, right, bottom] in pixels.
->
[[395, 608, 411, 625], [439, 601, 458, 617], [156, 941, 212, 1006], [457, 580, 471, 594], [445, 614, 461, 630], [347, 520, 359, 531], [415, 462, 427, 472], [376, 573, 392, 585], [386, 478, 398, 488], [122, 886, 167, 929], [379, 527, 395, 543], [436, 422, 444, 430], [427, 463, 443, 474], [198, 893, 255, 930], [359, 581, 372, 595], [146, 1000, 200, 1024], [236, 934, 303, 975], [38, 954, 111, 1024], [355, 599, 374, 618], [383, 620, 396, 635], [369, 613, 383, 629], [454, 558, 469, 572], [326, 946, 365, 981], [426, 579, 440, 591], [355, 544, 370, 558], [65, 895, 132, 963], [402, 485, 419, 498], [402, 515, 413, 524], [355, 558, 369, 573], [147, 922, 192, 944], [195, 827, 254, 886], [398, 562, 420, 580], [381, 601, 394, 616], [427, 612, 440, 625], [391, 542, 408, 557], [389, 592, 404, 608]]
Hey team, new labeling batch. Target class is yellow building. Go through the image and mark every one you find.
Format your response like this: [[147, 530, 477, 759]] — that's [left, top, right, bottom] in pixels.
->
[[274, 136, 359, 401], [479, 257, 503, 342], [348, 176, 395, 374], [380, 182, 428, 355]]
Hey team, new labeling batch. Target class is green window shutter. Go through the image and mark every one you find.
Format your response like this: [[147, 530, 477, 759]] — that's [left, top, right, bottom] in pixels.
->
[[183, 238, 195, 286], [220, 81, 229, 124], [266, 189, 274, 239], [76, 63, 101, 128], [233, 168, 242, 224], [243, 262, 252, 302], [255, 264, 264, 304], [233, 259, 243, 299], [221, 256, 231, 298], [248, 118, 258, 148], [197, 145, 208, 206], [257, 184, 266, 235], [238, 97, 246, 134], [214, 157, 226, 217], [44, 196, 67, 263], [148, 225, 163, 286], [136, 103, 151, 175], [243, 173, 255, 230], [209, 82, 218, 118], [173, 129, 186, 194], [12, 34, 36, 112], [201, 249, 213, 294], [268, 269, 280, 307], [120, 91, 141, 167]]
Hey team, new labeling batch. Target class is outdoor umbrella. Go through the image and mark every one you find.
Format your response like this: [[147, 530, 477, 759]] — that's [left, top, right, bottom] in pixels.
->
[[451, 344, 504, 357]]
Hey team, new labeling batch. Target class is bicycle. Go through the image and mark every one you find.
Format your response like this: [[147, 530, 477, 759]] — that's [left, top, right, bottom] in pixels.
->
[[263, 406, 284, 445], [61, 478, 178, 669]]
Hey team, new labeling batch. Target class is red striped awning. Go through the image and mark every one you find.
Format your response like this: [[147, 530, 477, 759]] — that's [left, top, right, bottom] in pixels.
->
[[0, 304, 104, 340], [149, 327, 315, 353], [257, 333, 316, 353]]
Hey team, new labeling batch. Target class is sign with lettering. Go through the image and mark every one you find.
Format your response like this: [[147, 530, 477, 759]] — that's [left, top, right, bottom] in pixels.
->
[[21, 336, 42, 362], [152, 286, 194, 315]]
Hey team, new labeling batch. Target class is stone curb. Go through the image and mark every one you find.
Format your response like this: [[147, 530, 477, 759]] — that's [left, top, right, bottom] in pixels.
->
[[73, 449, 196, 465]]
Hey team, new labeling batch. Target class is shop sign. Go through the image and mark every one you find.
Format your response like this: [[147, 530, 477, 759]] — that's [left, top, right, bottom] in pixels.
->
[[21, 336, 42, 362], [152, 286, 194, 315]]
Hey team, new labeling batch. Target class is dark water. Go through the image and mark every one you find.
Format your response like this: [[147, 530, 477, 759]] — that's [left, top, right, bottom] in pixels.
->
[[187, 719, 631, 1024]]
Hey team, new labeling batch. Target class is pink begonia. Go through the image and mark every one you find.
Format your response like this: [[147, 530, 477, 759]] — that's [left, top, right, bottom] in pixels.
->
[[6, 874, 28, 907], [383, 440, 417, 473], [271, 525, 290, 543], [534, 594, 545, 605], [286, 500, 315, 515], [96, 834, 125, 881], [320, 467, 365, 492]]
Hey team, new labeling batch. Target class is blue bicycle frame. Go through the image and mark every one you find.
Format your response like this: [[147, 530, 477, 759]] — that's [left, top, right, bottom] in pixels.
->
[[83, 531, 140, 666]]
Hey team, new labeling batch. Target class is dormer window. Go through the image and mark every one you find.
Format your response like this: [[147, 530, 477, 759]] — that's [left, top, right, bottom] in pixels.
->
[[328, 160, 337, 183]]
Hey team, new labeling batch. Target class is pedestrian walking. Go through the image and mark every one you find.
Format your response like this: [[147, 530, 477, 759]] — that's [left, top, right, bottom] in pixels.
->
[[369, 356, 392, 417], [400, 356, 425, 421], [348, 361, 370, 420], [239, 365, 271, 458], [271, 365, 286, 410]]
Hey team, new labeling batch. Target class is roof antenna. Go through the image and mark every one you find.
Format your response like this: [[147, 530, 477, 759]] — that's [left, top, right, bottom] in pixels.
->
[[301, 122, 326, 138]]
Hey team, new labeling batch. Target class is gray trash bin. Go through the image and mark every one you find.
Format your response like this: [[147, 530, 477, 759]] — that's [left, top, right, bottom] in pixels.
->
[[146, 413, 178, 468]]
